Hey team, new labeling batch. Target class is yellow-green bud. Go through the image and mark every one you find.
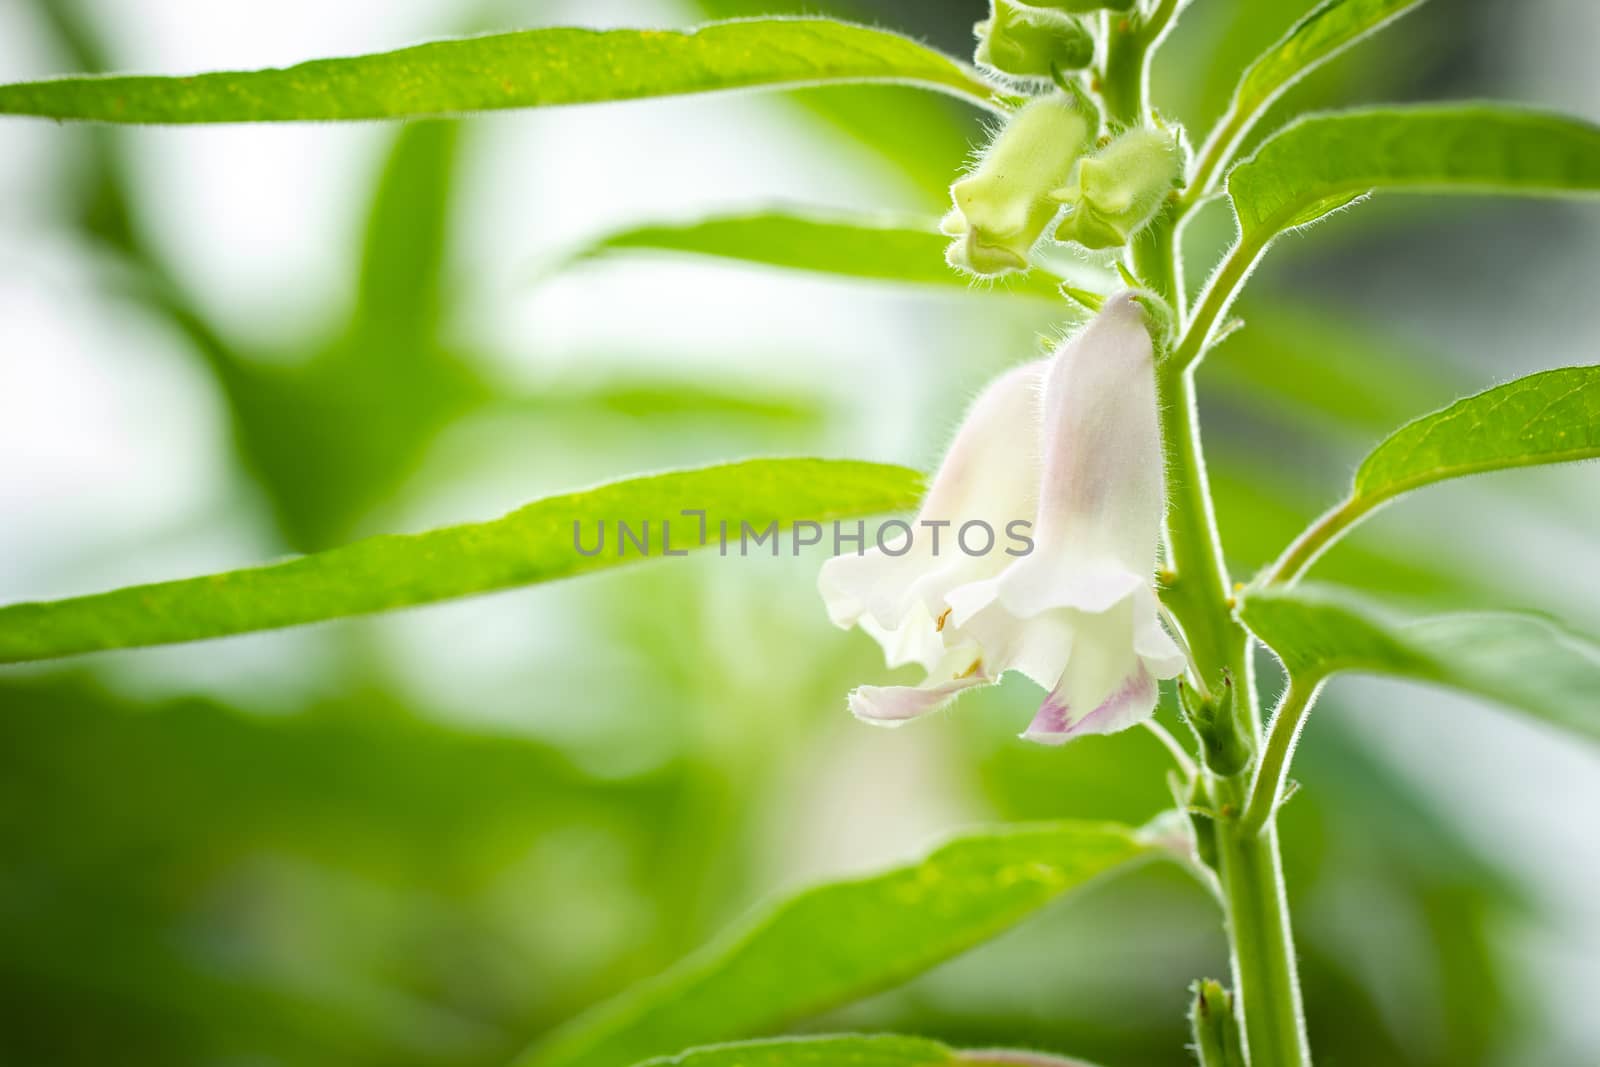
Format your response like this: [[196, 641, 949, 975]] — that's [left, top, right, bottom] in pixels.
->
[[974, 0, 1094, 79], [1051, 126, 1183, 250], [943, 93, 1095, 276]]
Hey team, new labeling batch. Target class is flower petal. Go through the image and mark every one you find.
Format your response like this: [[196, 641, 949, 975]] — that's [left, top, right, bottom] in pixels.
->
[[1023, 664, 1157, 744], [1031, 291, 1165, 573], [817, 358, 1045, 665], [848, 667, 990, 726]]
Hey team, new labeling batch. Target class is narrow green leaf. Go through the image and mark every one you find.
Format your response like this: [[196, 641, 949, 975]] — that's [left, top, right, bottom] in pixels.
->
[[1264, 365, 1600, 581], [0, 19, 995, 124], [637, 1035, 1100, 1067], [569, 209, 1064, 299], [0, 459, 923, 664], [1197, 0, 1427, 190], [1239, 585, 1600, 743], [1351, 364, 1600, 504], [1231, 0, 1426, 121], [1229, 105, 1600, 241], [515, 822, 1156, 1067]]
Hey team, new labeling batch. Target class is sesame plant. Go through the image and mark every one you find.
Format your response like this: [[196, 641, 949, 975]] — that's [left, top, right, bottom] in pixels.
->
[[3, 2, 1600, 1066]]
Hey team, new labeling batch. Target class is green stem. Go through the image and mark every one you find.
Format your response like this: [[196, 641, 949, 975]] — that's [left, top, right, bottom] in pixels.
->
[[1213, 774, 1312, 1066], [1156, 363, 1235, 679], [1100, 13, 1147, 125], [1239, 681, 1321, 836], [1156, 260, 1311, 1067], [1098, 10, 1311, 1063], [1098, 0, 1180, 127], [1184, 96, 1250, 210], [1259, 496, 1370, 586], [1170, 232, 1266, 371]]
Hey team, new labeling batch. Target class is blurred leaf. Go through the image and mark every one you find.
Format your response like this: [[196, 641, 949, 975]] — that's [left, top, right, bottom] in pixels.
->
[[569, 209, 1061, 298], [506, 380, 827, 424], [229, 118, 488, 548], [0, 675, 687, 1067], [516, 822, 1159, 1067], [1238, 584, 1600, 742], [1229, 105, 1600, 241], [0, 20, 996, 124], [0, 459, 924, 663], [30, 2, 491, 547], [639, 1034, 1100, 1067], [1289, 720, 1530, 1066], [1193, 0, 1429, 194], [783, 85, 982, 208], [1207, 302, 1455, 440], [352, 119, 457, 343]]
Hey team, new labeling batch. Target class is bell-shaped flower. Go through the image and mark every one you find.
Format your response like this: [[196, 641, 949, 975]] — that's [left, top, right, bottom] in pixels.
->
[[818, 292, 1185, 743], [1052, 127, 1182, 250], [942, 92, 1094, 276]]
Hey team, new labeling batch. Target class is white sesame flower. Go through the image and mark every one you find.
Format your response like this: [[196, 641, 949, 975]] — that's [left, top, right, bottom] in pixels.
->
[[819, 292, 1184, 742]]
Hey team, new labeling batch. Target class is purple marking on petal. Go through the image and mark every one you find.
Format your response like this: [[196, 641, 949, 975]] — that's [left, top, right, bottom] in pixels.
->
[[1021, 696, 1073, 744], [1021, 668, 1156, 744]]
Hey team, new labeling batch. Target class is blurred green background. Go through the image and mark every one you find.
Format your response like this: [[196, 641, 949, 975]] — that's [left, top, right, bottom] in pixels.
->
[[2, 1, 1597, 1065]]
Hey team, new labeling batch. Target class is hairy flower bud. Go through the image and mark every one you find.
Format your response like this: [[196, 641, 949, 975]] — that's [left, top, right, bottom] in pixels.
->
[[943, 93, 1095, 276], [974, 0, 1095, 80], [1052, 126, 1183, 250]]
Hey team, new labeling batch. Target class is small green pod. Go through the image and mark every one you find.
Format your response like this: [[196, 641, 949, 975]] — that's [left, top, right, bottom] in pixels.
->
[[1053, 126, 1183, 250], [975, 0, 1096, 79], [943, 92, 1095, 275]]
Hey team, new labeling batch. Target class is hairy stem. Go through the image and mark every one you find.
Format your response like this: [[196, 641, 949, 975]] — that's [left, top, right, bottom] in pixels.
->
[[1170, 232, 1266, 371], [1158, 232, 1313, 1067], [1098, 0, 1180, 127], [1241, 680, 1323, 836], [1260, 496, 1371, 586], [1099, 10, 1312, 1062], [1213, 774, 1311, 1065]]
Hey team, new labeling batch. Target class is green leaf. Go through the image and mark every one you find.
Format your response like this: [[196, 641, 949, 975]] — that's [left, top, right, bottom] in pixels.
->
[[1233, 0, 1426, 120], [515, 822, 1157, 1067], [0, 458, 922, 664], [1238, 585, 1600, 743], [1229, 105, 1600, 242], [1264, 365, 1600, 581], [637, 1035, 1100, 1067], [568, 209, 1064, 299], [1350, 364, 1600, 504], [0, 19, 995, 124], [1197, 0, 1428, 190]]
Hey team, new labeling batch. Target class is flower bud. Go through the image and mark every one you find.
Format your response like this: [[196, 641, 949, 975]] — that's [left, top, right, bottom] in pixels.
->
[[1051, 126, 1183, 250], [1190, 979, 1242, 1067], [943, 92, 1095, 276], [974, 1, 1095, 80], [1180, 672, 1250, 776]]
